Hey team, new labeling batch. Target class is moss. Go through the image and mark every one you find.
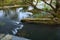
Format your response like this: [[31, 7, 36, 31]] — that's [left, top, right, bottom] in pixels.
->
[[21, 17, 60, 24]]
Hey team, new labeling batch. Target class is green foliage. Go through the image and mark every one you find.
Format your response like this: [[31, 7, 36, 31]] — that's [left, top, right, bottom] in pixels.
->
[[43, 4, 52, 11], [33, 12, 46, 18], [0, 0, 12, 6], [33, 12, 53, 18], [0, 0, 23, 6], [52, 0, 56, 5]]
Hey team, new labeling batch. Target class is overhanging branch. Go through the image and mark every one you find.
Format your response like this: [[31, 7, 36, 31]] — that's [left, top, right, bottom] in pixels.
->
[[50, 0, 52, 4], [42, 0, 56, 12]]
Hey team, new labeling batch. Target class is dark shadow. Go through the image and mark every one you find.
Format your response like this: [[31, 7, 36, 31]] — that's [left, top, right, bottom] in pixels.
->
[[17, 22, 60, 40]]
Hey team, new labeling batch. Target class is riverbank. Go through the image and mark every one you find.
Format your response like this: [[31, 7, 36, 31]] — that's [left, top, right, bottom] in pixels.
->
[[0, 5, 28, 9], [0, 34, 30, 40], [21, 18, 60, 24]]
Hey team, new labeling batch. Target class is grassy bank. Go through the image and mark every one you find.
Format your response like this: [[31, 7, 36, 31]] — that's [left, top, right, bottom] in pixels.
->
[[21, 18, 60, 24]]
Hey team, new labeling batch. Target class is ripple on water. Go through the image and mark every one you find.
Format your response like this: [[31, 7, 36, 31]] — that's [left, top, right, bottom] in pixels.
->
[[0, 17, 24, 35]]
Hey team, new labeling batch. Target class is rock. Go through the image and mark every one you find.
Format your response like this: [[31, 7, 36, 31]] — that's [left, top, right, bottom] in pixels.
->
[[0, 34, 5, 39], [1, 34, 30, 40]]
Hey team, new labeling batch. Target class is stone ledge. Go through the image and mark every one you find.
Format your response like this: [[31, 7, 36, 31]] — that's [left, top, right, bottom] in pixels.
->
[[1, 34, 30, 40], [22, 18, 51, 21]]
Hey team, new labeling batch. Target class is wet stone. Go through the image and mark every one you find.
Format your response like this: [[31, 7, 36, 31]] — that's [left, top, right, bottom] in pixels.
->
[[1, 34, 30, 40]]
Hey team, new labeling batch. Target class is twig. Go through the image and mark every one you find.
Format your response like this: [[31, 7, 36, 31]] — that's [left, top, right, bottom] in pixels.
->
[[50, 0, 52, 4], [42, 0, 56, 12]]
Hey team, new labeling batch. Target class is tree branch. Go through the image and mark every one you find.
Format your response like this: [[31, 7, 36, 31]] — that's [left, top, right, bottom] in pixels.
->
[[42, 0, 56, 12], [50, 0, 52, 4], [22, 0, 57, 17], [35, 0, 38, 6]]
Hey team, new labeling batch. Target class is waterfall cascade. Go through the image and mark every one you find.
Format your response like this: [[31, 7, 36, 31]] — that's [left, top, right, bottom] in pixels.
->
[[16, 7, 33, 21], [0, 10, 5, 17]]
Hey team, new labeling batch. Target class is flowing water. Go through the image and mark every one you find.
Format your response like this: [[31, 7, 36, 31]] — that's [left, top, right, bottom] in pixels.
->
[[0, 7, 33, 35], [0, 2, 53, 40]]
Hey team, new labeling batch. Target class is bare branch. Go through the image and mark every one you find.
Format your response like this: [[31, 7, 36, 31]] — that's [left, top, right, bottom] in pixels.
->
[[42, 0, 56, 12], [50, 0, 52, 4], [35, 0, 39, 6]]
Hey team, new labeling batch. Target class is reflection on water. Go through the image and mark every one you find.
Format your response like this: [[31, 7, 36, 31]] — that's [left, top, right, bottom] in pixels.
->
[[0, 10, 5, 17]]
